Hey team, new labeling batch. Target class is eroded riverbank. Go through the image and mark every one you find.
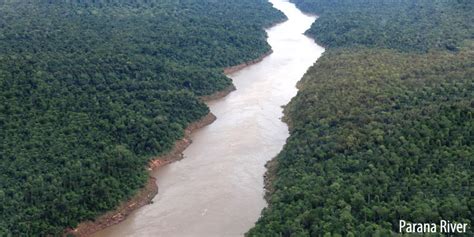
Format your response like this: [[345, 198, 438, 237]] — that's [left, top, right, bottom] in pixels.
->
[[66, 49, 276, 236], [91, 0, 324, 236], [66, 113, 217, 236]]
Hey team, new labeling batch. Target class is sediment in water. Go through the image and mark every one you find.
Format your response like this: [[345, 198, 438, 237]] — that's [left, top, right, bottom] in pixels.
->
[[64, 50, 273, 237], [223, 50, 273, 75], [65, 112, 217, 237], [200, 84, 236, 102]]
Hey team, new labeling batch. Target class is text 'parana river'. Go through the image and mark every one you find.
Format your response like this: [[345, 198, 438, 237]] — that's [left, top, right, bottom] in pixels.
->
[[93, 0, 324, 236]]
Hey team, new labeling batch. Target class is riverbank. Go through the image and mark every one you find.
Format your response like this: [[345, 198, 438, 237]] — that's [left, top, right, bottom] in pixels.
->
[[262, 108, 294, 202], [223, 50, 273, 75], [77, 0, 325, 234], [200, 84, 236, 102], [148, 112, 217, 170], [64, 50, 273, 237], [65, 112, 217, 237], [200, 51, 273, 102], [64, 177, 158, 237], [263, 157, 278, 202]]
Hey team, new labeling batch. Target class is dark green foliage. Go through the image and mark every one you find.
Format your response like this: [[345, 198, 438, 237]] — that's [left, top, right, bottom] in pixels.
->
[[0, 0, 284, 235], [249, 0, 473, 236], [249, 49, 473, 236], [292, 0, 473, 52]]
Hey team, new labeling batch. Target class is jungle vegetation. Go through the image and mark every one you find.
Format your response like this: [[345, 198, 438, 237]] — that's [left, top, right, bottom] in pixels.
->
[[0, 0, 284, 235], [291, 0, 472, 52], [248, 0, 473, 236]]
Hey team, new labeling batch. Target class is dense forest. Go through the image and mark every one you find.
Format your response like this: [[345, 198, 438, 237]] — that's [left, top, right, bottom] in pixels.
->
[[292, 0, 472, 52], [248, 0, 473, 236], [0, 0, 284, 235]]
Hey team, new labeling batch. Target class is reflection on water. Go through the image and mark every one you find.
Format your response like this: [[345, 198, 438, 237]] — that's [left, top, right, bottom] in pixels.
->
[[93, 0, 324, 236]]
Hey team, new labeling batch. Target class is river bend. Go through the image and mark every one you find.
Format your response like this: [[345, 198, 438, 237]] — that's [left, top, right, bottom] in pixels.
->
[[93, 0, 324, 236]]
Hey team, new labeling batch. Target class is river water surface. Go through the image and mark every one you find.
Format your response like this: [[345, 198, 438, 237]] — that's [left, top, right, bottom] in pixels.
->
[[93, 0, 323, 236]]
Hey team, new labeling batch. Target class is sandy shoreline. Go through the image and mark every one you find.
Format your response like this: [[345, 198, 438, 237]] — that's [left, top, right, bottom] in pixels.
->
[[64, 50, 273, 237]]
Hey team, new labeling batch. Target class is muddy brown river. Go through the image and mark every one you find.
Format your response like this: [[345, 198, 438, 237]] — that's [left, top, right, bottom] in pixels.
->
[[92, 0, 324, 236]]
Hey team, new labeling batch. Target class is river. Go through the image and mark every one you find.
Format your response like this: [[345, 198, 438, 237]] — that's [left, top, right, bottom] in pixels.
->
[[92, 0, 324, 236]]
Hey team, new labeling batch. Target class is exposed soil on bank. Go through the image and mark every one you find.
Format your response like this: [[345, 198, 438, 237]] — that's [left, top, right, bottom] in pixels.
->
[[64, 50, 273, 237], [223, 50, 273, 75], [198, 51, 273, 102], [64, 177, 159, 237], [65, 113, 217, 237], [200, 84, 236, 102], [263, 157, 279, 202], [148, 113, 217, 170]]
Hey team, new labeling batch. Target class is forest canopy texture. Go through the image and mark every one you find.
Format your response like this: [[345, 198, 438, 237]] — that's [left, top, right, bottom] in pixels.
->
[[248, 0, 473, 236], [0, 0, 284, 235]]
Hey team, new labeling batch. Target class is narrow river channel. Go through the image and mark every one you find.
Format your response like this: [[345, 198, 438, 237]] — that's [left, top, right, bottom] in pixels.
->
[[92, 0, 324, 236]]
